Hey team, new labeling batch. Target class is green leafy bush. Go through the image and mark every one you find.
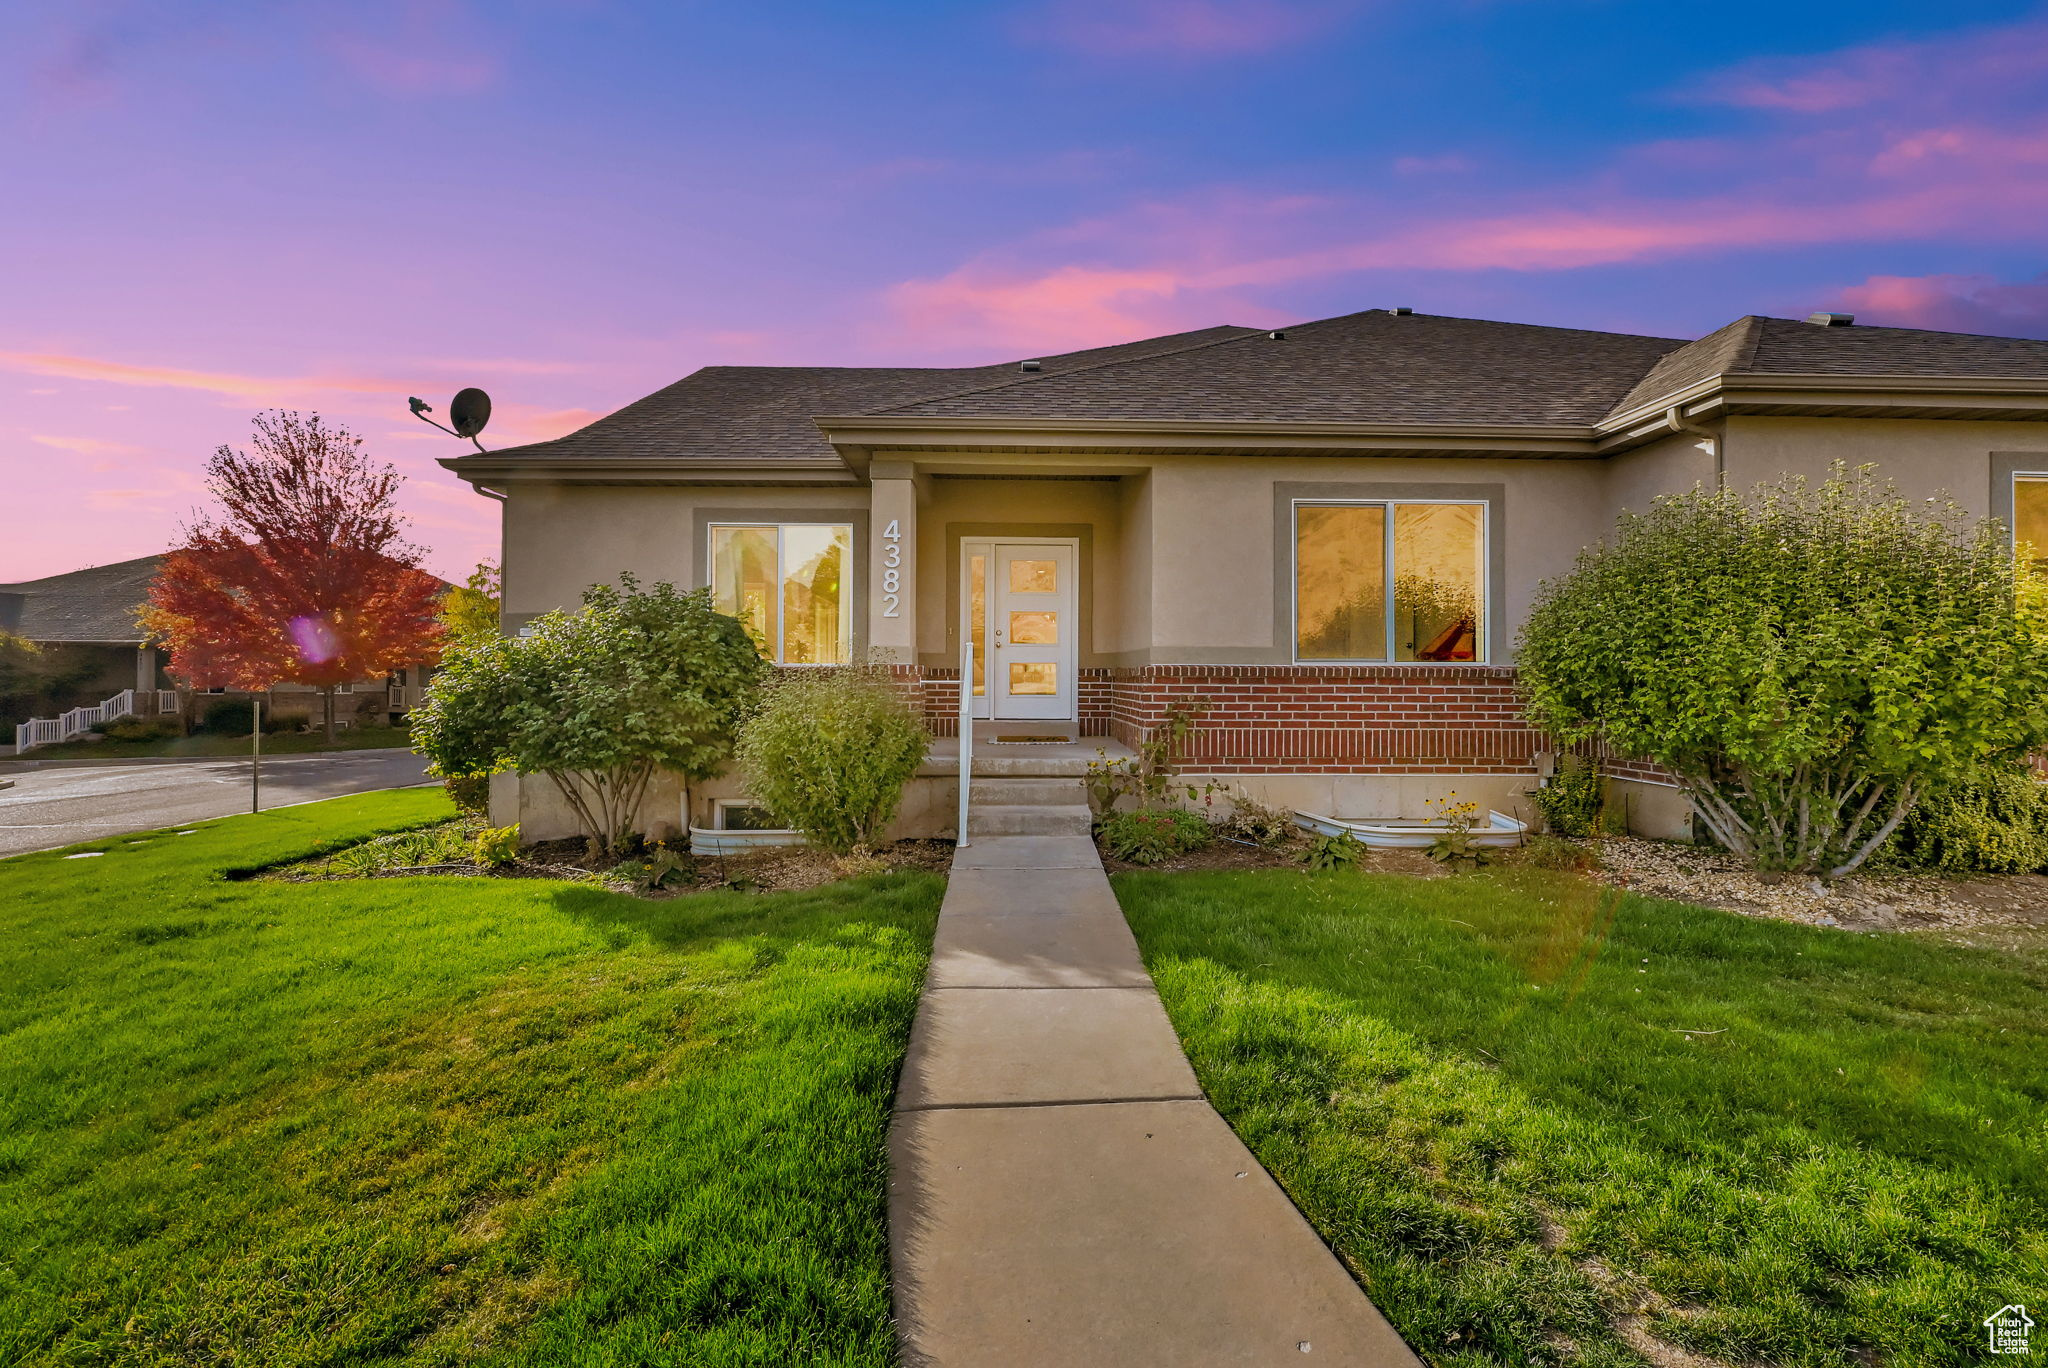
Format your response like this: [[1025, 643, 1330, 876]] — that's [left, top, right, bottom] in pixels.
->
[[99, 716, 180, 742], [1890, 765, 2048, 874], [1531, 753, 1605, 838], [1096, 807, 1212, 864], [443, 774, 490, 818], [200, 699, 296, 735], [1520, 466, 2048, 877], [733, 668, 928, 855], [1299, 831, 1364, 871], [471, 823, 520, 868], [411, 576, 765, 856], [1083, 700, 1216, 812]]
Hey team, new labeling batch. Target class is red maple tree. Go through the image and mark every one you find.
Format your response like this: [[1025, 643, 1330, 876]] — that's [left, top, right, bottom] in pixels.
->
[[142, 411, 448, 738]]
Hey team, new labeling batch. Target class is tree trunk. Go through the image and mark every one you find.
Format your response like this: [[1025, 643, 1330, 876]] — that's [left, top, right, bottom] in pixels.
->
[[322, 686, 336, 743]]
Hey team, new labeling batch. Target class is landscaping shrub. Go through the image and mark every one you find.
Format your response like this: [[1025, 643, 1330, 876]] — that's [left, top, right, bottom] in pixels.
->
[[1514, 832, 1599, 871], [200, 699, 295, 735], [1097, 807, 1211, 864], [1888, 764, 2048, 873], [1083, 700, 1215, 812], [412, 576, 765, 856], [1520, 465, 2048, 877], [443, 774, 490, 818], [734, 668, 928, 855], [1298, 831, 1363, 871], [1216, 790, 1297, 848], [1530, 753, 1605, 838], [98, 716, 180, 742], [471, 823, 520, 868]]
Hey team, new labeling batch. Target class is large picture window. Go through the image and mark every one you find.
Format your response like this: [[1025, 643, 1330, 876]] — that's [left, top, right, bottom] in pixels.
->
[[1295, 500, 1486, 662], [710, 523, 853, 664], [2016, 475, 2047, 573]]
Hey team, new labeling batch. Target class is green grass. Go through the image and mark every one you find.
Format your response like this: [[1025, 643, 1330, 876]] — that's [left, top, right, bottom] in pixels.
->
[[1114, 867, 2048, 1368], [0, 790, 942, 1366], [23, 724, 415, 760]]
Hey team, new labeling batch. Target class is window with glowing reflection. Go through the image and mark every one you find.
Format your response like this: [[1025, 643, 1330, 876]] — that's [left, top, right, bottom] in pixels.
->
[[1295, 501, 1486, 662], [710, 523, 852, 664], [2018, 476, 2048, 575]]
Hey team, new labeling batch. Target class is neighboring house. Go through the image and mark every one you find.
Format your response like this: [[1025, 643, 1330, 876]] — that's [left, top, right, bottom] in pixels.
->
[[0, 553, 440, 729], [443, 308, 2048, 839], [0, 555, 169, 706]]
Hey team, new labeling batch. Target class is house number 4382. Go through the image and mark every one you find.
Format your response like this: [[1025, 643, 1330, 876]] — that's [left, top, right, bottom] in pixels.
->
[[880, 518, 902, 616]]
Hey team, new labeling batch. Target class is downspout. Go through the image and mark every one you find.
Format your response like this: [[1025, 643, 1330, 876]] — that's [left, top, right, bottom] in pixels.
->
[[1664, 405, 1722, 488]]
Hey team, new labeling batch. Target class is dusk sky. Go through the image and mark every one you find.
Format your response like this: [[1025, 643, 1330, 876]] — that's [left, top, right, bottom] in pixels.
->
[[6, 0, 2048, 583]]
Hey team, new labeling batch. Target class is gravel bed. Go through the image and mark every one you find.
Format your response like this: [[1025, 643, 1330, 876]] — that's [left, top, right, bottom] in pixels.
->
[[1589, 838, 2046, 933]]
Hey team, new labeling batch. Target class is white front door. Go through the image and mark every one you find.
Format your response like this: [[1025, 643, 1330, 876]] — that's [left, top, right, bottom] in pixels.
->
[[965, 540, 1077, 721]]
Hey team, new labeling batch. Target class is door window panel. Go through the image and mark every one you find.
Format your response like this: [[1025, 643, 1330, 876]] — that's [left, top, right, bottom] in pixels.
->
[[1009, 610, 1058, 644], [1009, 559, 1057, 593], [969, 553, 987, 696], [1009, 662, 1057, 695], [710, 523, 852, 664]]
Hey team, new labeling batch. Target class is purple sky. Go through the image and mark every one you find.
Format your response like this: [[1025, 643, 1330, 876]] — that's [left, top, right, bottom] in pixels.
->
[[6, 1, 2048, 583]]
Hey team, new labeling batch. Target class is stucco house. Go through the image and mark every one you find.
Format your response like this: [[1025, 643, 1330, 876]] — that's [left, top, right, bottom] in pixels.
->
[[443, 307, 2048, 841]]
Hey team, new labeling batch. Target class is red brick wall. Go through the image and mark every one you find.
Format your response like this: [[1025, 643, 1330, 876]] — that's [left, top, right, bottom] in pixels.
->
[[1103, 664, 1546, 774]]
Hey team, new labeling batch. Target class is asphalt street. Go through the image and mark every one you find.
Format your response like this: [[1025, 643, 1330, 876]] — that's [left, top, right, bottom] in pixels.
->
[[0, 749, 432, 858]]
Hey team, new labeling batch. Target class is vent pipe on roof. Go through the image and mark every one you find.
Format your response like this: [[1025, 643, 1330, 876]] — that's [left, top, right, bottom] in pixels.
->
[[1268, 330, 1287, 340], [1390, 306, 1414, 315], [1019, 359, 1043, 372], [1805, 312, 1855, 327]]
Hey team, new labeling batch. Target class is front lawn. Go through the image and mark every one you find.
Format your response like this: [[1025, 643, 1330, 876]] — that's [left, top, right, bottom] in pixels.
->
[[1115, 867, 2047, 1368], [0, 790, 942, 1366], [20, 723, 414, 760]]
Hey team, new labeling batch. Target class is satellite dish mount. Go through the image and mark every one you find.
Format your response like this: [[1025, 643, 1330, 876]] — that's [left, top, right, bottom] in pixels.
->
[[407, 387, 492, 452]]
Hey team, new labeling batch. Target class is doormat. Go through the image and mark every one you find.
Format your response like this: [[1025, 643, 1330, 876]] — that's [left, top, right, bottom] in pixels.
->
[[992, 735, 1074, 745]]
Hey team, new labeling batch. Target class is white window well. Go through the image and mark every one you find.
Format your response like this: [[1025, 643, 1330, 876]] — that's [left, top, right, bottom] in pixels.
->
[[709, 523, 854, 665], [1293, 500, 1488, 663]]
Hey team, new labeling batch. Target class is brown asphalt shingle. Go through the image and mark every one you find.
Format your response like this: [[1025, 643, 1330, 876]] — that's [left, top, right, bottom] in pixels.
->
[[460, 309, 2048, 468], [0, 554, 163, 643]]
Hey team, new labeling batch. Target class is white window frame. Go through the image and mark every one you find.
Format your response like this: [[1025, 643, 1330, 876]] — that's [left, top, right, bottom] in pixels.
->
[[1289, 497, 1492, 666], [707, 522, 855, 666]]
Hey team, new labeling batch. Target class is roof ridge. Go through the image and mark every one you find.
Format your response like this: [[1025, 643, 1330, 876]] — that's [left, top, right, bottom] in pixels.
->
[[856, 324, 1266, 416], [1731, 315, 1768, 372]]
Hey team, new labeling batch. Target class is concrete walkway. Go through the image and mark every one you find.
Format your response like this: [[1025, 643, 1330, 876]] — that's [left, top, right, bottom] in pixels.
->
[[888, 834, 1421, 1366]]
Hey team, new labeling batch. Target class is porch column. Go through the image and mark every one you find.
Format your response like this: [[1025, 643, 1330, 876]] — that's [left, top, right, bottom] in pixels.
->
[[868, 460, 918, 664], [135, 646, 156, 694]]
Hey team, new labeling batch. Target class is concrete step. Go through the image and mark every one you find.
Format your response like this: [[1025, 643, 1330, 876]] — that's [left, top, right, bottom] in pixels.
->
[[971, 777, 1089, 806], [968, 803, 1095, 837]]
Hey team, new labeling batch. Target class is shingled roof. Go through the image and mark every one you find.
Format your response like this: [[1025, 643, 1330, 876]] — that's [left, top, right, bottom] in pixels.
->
[[454, 308, 2048, 470], [482, 325, 1259, 465], [0, 554, 163, 644]]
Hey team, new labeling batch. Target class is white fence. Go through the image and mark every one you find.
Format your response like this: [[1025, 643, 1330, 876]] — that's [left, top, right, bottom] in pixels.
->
[[12, 688, 143, 755]]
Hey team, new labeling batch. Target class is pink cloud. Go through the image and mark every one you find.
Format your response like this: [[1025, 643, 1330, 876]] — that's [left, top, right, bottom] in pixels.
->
[[1019, 0, 1357, 57], [0, 351, 404, 402], [30, 433, 146, 457], [1688, 15, 2048, 115], [1833, 272, 2048, 339]]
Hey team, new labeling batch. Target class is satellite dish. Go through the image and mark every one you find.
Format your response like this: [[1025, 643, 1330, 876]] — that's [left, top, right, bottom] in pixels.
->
[[449, 388, 492, 438]]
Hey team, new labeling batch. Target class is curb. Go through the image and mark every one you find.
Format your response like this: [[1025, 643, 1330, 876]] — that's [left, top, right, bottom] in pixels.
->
[[0, 747, 420, 774]]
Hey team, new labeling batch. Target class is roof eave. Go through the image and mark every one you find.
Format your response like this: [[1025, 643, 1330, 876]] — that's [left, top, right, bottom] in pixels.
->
[[437, 454, 859, 487]]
